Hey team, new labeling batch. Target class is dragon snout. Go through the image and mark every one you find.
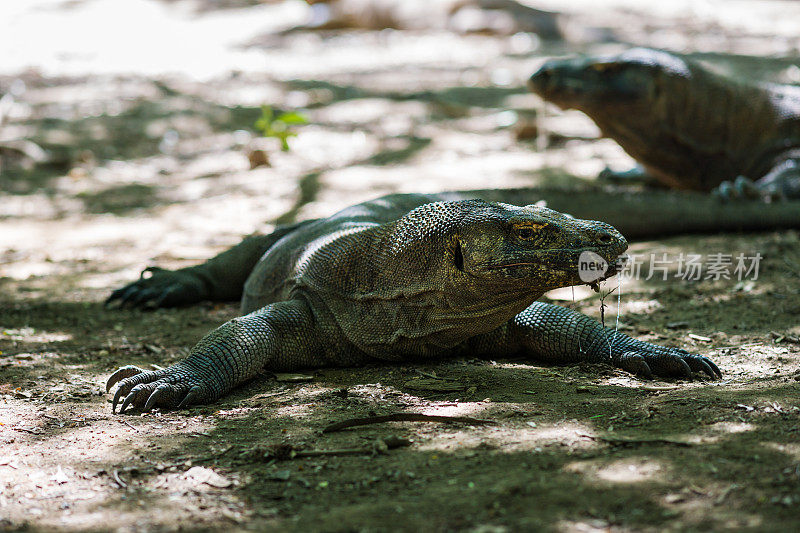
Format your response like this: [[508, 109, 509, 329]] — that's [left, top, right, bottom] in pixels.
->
[[528, 64, 554, 94], [582, 223, 627, 253]]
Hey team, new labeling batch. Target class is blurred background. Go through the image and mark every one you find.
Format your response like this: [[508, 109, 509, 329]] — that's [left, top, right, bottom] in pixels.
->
[[3, 0, 800, 294]]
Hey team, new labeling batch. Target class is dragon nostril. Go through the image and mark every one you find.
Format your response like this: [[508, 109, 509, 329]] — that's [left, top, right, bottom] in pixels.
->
[[597, 231, 614, 245]]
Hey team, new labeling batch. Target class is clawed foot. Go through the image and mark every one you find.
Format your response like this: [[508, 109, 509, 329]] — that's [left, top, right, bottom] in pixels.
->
[[611, 342, 721, 381], [713, 176, 765, 202], [105, 267, 208, 310], [106, 363, 215, 413]]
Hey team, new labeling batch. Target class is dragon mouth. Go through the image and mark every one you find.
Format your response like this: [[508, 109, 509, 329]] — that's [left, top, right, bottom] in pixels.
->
[[482, 248, 624, 272], [584, 254, 628, 291], [477, 250, 627, 293]]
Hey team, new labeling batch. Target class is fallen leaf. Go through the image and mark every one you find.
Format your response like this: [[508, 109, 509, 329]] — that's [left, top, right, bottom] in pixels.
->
[[184, 466, 232, 488], [51, 466, 69, 484]]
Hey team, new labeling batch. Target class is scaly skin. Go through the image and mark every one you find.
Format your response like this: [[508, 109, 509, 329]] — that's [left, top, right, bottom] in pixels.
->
[[528, 48, 800, 200], [106, 191, 724, 413]]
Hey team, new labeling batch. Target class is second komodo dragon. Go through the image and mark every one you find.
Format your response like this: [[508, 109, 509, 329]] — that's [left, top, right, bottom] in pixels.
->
[[528, 48, 800, 200], [104, 191, 726, 414]]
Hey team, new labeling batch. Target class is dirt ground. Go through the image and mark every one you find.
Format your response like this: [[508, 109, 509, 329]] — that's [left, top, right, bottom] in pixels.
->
[[2, 1, 800, 531]]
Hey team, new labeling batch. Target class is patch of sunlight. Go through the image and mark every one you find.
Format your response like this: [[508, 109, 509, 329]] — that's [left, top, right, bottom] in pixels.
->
[[57, 512, 115, 530], [420, 401, 500, 419], [764, 441, 800, 461], [546, 290, 663, 316], [0, 352, 61, 368], [705, 421, 756, 436], [290, 129, 377, 168], [0, 262, 61, 279], [0, 0, 308, 79], [566, 457, 665, 484], [623, 299, 663, 314], [0, 409, 221, 528], [2, 328, 72, 343], [545, 285, 595, 302], [42, 475, 246, 531], [317, 99, 427, 130], [272, 402, 318, 421], [416, 420, 597, 454], [722, 345, 794, 378], [524, 422, 596, 443], [556, 518, 613, 533], [12, 415, 218, 459]]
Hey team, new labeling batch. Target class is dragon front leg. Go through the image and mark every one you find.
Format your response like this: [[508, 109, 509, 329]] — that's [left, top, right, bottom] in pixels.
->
[[106, 299, 326, 413], [468, 301, 721, 380]]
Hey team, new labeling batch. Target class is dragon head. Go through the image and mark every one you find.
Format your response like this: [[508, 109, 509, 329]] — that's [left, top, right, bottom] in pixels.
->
[[443, 200, 627, 294], [384, 199, 627, 297], [528, 48, 692, 118]]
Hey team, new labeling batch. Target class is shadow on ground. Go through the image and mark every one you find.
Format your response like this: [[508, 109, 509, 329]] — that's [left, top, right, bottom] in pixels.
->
[[1, 268, 799, 530]]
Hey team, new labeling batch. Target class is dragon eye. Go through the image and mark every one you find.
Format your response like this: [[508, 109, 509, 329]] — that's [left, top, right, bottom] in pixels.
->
[[517, 228, 533, 239], [514, 223, 546, 239], [589, 62, 618, 74]]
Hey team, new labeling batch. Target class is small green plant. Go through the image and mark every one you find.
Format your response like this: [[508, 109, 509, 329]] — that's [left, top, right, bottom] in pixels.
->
[[255, 106, 308, 151]]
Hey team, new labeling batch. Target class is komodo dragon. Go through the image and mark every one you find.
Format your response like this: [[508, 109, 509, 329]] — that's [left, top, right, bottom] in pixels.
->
[[101, 184, 800, 413], [528, 48, 800, 200]]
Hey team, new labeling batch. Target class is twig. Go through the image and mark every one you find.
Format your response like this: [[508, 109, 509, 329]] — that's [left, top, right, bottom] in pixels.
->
[[577, 432, 691, 447], [713, 342, 763, 350], [253, 436, 413, 461], [119, 420, 138, 432], [296, 437, 412, 457], [11, 426, 39, 434], [322, 413, 496, 433], [112, 469, 127, 488]]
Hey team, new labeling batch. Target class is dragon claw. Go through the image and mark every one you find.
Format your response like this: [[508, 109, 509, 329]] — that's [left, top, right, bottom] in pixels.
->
[[714, 176, 764, 202], [676, 357, 693, 378], [118, 389, 140, 414], [177, 386, 201, 409], [105, 267, 207, 310], [112, 386, 127, 414], [107, 362, 213, 414], [615, 352, 653, 379], [106, 365, 145, 392], [613, 342, 721, 381], [141, 389, 161, 412], [692, 355, 722, 379]]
